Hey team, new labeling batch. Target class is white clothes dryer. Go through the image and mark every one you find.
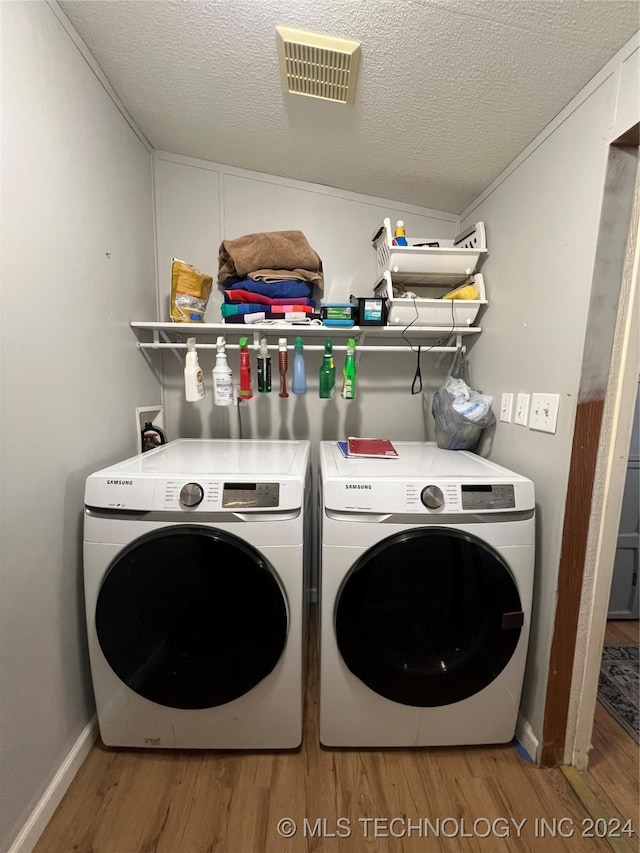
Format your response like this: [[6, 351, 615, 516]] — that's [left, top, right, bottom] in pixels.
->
[[84, 439, 310, 749], [318, 441, 535, 747]]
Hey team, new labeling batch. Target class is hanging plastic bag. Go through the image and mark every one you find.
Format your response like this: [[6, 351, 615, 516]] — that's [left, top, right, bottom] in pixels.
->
[[431, 349, 495, 450]]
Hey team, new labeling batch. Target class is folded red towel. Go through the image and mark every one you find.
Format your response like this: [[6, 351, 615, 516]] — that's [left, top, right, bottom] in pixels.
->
[[225, 290, 314, 306]]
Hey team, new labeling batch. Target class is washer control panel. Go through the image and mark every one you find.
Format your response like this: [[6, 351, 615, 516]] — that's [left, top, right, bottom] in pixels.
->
[[85, 475, 303, 512], [222, 482, 280, 508], [162, 480, 280, 510]]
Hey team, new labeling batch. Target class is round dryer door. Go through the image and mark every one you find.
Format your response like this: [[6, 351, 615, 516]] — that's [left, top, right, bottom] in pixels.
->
[[335, 528, 524, 707], [95, 525, 288, 709]]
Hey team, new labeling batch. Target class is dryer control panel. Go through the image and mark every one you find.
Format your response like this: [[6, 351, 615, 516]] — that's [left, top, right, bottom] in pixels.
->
[[324, 479, 530, 514], [460, 483, 515, 510]]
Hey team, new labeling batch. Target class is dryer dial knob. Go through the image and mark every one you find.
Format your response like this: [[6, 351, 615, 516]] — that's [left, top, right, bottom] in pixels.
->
[[180, 482, 204, 507], [421, 485, 444, 509]]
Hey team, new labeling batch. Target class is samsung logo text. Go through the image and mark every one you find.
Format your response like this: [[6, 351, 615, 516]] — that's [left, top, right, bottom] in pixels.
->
[[345, 484, 372, 490], [106, 479, 134, 486]]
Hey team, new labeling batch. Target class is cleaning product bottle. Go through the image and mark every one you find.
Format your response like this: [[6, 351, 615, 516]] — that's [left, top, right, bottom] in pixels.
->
[[319, 338, 335, 399], [238, 336, 253, 400], [278, 338, 289, 398], [257, 337, 271, 393], [292, 337, 307, 395], [392, 220, 408, 246], [140, 421, 166, 452], [341, 337, 357, 400], [184, 337, 205, 401], [212, 336, 233, 406]]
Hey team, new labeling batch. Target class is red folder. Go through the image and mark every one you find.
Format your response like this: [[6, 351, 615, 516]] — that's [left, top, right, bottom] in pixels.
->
[[346, 437, 399, 458]]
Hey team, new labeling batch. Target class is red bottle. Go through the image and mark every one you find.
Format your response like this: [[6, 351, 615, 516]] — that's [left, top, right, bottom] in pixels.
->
[[238, 337, 253, 400]]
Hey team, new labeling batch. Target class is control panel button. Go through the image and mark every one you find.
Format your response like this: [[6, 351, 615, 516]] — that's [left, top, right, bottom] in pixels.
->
[[421, 485, 444, 509], [179, 482, 204, 507]]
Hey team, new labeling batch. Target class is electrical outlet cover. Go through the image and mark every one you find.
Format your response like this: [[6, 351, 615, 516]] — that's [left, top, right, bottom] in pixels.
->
[[530, 393, 560, 433], [514, 393, 530, 426]]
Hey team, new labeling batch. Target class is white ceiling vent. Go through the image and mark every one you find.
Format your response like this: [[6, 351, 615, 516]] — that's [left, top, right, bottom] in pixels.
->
[[276, 27, 361, 105]]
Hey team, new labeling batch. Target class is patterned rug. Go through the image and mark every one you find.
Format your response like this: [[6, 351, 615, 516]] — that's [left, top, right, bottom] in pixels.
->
[[597, 644, 639, 744]]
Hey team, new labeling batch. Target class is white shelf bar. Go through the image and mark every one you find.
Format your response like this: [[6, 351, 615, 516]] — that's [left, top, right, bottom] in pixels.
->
[[130, 321, 479, 368]]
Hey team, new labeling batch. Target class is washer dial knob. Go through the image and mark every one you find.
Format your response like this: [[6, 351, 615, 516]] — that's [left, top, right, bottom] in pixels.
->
[[421, 485, 444, 509], [180, 482, 204, 507]]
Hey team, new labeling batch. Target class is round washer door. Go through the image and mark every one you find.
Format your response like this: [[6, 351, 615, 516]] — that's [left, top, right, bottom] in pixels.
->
[[335, 528, 524, 707], [95, 525, 288, 709]]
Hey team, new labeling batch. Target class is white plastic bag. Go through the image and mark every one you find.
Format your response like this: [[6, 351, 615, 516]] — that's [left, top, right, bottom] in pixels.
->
[[432, 350, 495, 450]]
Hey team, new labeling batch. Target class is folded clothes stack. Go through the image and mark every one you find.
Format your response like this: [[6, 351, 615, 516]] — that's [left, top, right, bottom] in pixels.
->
[[217, 230, 323, 324]]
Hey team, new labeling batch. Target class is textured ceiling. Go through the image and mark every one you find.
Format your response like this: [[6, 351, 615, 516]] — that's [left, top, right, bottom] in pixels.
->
[[58, 0, 638, 213]]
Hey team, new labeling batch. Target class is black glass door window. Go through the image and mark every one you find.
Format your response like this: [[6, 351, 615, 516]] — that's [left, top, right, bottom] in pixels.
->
[[96, 526, 288, 709], [336, 528, 523, 707]]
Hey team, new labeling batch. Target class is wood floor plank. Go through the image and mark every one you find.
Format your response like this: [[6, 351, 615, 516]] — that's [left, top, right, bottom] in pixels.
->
[[604, 619, 640, 645], [33, 612, 636, 853]]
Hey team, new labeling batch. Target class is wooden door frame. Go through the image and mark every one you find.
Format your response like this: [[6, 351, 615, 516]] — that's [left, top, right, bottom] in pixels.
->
[[540, 126, 639, 767]]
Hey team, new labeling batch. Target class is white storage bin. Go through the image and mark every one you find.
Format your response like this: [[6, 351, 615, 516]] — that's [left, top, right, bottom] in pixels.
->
[[374, 272, 487, 327], [372, 219, 487, 285]]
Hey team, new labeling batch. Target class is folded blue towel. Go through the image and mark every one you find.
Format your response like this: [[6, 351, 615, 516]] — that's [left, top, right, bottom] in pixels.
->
[[220, 276, 313, 298]]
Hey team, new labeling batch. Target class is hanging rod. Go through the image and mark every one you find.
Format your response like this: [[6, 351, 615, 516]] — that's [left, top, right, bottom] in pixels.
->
[[136, 342, 461, 354]]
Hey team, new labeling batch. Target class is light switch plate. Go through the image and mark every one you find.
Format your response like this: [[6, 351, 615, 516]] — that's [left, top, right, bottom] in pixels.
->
[[500, 393, 514, 423], [530, 393, 560, 433], [514, 393, 530, 426]]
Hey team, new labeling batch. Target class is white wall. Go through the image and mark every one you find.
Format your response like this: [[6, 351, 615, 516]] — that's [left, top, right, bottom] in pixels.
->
[[152, 152, 461, 445], [458, 37, 639, 752], [0, 4, 159, 851]]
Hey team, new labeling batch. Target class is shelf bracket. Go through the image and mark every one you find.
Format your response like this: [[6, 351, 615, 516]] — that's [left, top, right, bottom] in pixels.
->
[[354, 330, 366, 367], [160, 329, 183, 364]]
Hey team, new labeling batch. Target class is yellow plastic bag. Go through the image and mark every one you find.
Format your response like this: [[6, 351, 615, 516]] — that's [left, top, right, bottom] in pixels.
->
[[442, 283, 480, 301], [170, 259, 213, 323]]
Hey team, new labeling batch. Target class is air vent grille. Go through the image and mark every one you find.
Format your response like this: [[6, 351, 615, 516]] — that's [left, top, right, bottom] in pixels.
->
[[276, 27, 361, 105]]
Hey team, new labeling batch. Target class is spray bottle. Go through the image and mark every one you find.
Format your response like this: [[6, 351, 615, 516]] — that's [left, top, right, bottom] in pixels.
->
[[292, 337, 307, 394], [212, 336, 233, 406], [184, 337, 205, 401], [238, 337, 253, 400], [319, 338, 335, 399], [341, 337, 357, 400], [278, 338, 289, 398], [257, 337, 271, 393]]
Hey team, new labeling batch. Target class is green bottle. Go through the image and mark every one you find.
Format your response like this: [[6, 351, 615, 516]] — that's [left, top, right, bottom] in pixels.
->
[[341, 338, 357, 400], [319, 338, 336, 399]]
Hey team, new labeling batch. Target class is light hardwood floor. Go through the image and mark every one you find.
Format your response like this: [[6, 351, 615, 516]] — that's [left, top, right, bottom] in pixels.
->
[[33, 616, 639, 853], [603, 619, 639, 646], [580, 620, 640, 828]]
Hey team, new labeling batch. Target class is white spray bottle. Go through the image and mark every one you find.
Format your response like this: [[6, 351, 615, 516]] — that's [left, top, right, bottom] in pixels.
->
[[184, 337, 205, 401], [212, 336, 234, 406]]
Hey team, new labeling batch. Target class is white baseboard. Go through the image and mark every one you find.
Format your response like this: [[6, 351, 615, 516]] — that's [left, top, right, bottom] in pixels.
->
[[515, 713, 539, 764], [8, 716, 98, 853]]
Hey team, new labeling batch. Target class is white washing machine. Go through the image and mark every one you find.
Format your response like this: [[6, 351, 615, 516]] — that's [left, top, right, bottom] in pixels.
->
[[84, 438, 310, 749], [318, 441, 535, 747]]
